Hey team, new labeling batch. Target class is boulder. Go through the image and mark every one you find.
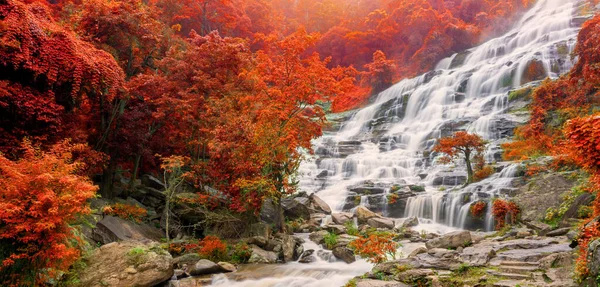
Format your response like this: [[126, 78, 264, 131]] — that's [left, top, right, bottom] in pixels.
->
[[77, 241, 173, 287], [513, 172, 575, 222], [546, 227, 571, 237], [282, 197, 311, 220], [432, 171, 467, 186], [587, 239, 600, 279], [460, 244, 496, 266], [325, 224, 346, 235], [279, 233, 297, 262], [356, 206, 379, 224], [189, 259, 226, 276], [395, 269, 435, 283], [309, 194, 332, 214], [92, 216, 164, 245], [394, 217, 419, 229], [332, 212, 354, 225], [332, 247, 356, 263], [408, 247, 427, 258], [173, 253, 202, 268], [217, 262, 237, 273], [309, 230, 329, 244], [367, 217, 395, 229], [299, 249, 316, 263], [259, 199, 281, 225], [248, 245, 279, 264], [524, 221, 552, 236], [334, 234, 360, 248], [246, 236, 268, 248], [425, 230, 471, 250], [245, 223, 272, 239]]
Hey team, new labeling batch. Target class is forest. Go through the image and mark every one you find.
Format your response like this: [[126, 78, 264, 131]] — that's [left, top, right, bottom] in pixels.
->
[[2, 0, 600, 286]]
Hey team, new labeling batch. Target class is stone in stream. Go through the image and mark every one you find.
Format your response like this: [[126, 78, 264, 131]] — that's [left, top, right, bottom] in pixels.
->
[[309, 193, 332, 214], [394, 217, 418, 229], [309, 230, 329, 244], [332, 246, 356, 263], [281, 196, 311, 221], [189, 259, 227, 276], [299, 249, 316, 263]]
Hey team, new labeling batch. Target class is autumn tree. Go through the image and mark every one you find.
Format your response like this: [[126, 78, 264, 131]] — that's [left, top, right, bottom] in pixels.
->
[[0, 0, 124, 156], [0, 140, 97, 286], [364, 50, 397, 94], [433, 131, 486, 185]]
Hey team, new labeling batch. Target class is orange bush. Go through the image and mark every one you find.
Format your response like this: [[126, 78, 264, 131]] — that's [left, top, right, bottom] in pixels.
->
[[185, 235, 228, 262], [491, 199, 520, 230], [470, 201, 487, 219], [103, 203, 148, 223], [474, 165, 495, 182], [0, 141, 97, 286], [349, 232, 398, 263]]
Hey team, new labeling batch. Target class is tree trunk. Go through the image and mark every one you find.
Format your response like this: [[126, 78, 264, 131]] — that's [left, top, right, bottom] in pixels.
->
[[464, 150, 474, 185], [165, 196, 170, 246], [276, 196, 285, 233]]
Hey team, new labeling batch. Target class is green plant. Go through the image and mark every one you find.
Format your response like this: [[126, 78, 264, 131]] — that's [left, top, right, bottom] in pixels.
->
[[231, 242, 252, 263], [409, 185, 425, 192], [324, 232, 338, 249], [127, 247, 147, 266], [456, 263, 471, 274], [344, 278, 357, 287], [345, 221, 360, 236]]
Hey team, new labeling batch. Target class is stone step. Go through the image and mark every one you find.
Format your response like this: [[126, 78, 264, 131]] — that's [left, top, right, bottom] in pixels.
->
[[487, 270, 532, 280], [498, 260, 540, 267], [498, 265, 540, 275], [493, 280, 525, 287]]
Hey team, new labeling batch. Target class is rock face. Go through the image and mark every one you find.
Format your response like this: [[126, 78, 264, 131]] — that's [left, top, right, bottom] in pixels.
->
[[309, 230, 329, 244], [281, 196, 311, 220], [77, 241, 173, 287], [309, 194, 332, 214], [425, 230, 471, 250], [92, 215, 164, 244], [333, 247, 356, 263], [513, 172, 575, 222]]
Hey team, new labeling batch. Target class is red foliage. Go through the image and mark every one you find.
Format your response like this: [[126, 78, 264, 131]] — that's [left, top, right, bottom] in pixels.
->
[[0, 140, 97, 286], [470, 201, 487, 219], [185, 235, 228, 261], [433, 131, 486, 184], [349, 232, 399, 263], [103, 203, 148, 223], [491, 199, 520, 230]]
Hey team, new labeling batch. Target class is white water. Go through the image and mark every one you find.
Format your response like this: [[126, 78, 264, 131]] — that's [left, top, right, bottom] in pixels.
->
[[207, 234, 373, 287], [299, 0, 588, 233]]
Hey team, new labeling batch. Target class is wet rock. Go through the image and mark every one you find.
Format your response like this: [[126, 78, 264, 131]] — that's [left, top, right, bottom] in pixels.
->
[[173, 253, 202, 268], [333, 246, 356, 263], [450, 51, 471, 69], [278, 233, 297, 262], [332, 212, 354, 225], [432, 171, 467, 186], [299, 249, 316, 263], [248, 245, 278, 264], [356, 206, 380, 224], [309, 230, 329, 244], [281, 196, 311, 221], [394, 217, 419, 229], [92, 215, 164, 245], [367, 217, 395, 229], [334, 234, 360, 248], [217, 262, 236, 273], [317, 250, 335, 261], [189, 259, 227, 276], [309, 193, 332, 214], [546, 227, 571, 237], [425, 230, 472, 250], [337, 141, 363, 158], [77, 241, 173, 287]]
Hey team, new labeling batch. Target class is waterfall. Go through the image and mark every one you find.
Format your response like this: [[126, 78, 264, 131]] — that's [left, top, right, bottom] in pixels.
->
[[298, 0, 590, 232]]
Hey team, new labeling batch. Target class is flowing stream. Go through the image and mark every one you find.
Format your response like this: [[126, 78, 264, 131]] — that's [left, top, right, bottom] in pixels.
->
[[207, 0, 592, 285]]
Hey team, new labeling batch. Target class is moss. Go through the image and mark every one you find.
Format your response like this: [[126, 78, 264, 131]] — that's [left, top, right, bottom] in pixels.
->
[[127, 247, 148, 266], [324, 232, 338, 249], [508, 87, 533, 102], [409, 185, 425, 192], [438, 266, 501, 286], [344, 278, 357, 287]]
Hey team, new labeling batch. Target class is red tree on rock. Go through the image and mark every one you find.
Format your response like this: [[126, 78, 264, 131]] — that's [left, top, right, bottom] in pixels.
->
[[433, 131, 486, 185]]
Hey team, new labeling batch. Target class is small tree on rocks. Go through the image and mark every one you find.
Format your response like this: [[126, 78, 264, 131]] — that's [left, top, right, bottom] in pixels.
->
[[433, 131, 486, 185]]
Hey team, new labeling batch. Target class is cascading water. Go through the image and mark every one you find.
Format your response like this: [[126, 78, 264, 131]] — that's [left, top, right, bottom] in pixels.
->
[[298, 0, 591, 233]]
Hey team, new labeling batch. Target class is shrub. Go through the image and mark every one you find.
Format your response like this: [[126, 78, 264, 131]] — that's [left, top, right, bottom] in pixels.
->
[[349, 232, 399, 263], [491, 199, 520, 230], [387, 193, 400, 204], [324, 232, 338, 249], [344, 221, 360, 236], [409, 185, 425, 192], [469, 201, 487, 218], [185, 235, 228, 262], [103, 203, 148, 223], [474, 165, 494, 182], [0, 140, 97, 286], [231, 242, 252, 263]]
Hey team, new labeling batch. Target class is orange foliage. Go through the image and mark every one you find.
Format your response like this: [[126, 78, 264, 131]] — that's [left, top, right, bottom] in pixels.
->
[[0, 140, 97, 286], [491, 199, 520, 230], [103, 203, 148, 223], [349, 232, 398, 263], [185, 235, 228, 261], [470, 201, 487, 219], [433, 131, 486, 184]]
